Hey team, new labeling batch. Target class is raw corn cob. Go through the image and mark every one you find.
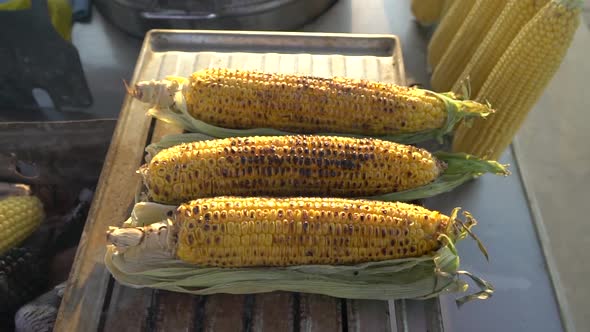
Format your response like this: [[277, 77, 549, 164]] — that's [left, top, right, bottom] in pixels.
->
[[107, 197, 465, 267], [0, 196, 44, 255], [129, 68, 493, 143], [441, 0, 455, 17], [428, 0, 476, 69], [452, 0, 582, 159], [0, 247, 48, 313], [430, 0, 509, 92], [451, 0, 550, 97], [411, 0, 446, 25], [140, 135, 508, 204]]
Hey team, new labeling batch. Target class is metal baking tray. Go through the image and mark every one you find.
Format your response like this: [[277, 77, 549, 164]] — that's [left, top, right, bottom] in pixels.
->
[[132, 30, 405, 84], [128, 29, 441, 331]]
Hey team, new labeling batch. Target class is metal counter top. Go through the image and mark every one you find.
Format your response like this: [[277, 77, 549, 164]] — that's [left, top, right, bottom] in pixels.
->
[[51, 1, 565, 331]]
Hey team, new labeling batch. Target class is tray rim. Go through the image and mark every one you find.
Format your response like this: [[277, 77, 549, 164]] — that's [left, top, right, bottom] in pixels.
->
[[141, 29, 407, 85]]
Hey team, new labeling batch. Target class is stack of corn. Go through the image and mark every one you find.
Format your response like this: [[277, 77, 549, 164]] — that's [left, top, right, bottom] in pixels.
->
[[419, 0, 582, 159], [106, 67, 503, 302], [119, 72, 501, 266]]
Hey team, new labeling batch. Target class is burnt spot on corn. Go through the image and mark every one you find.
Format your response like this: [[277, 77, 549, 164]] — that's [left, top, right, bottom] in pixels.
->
[[145, 135, 441, 205]]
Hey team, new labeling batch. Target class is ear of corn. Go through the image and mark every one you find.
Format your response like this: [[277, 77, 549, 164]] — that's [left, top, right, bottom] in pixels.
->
[[105, 201, 492, 302], [441, 0, 455, 17], [428, 0, 477, 69], [130, 68, 493, 144], [411, 0, 446, 25], [452, 0, 581, 159], [108, 197, 461, 267], [0, 196, 44, 255], [141, 134, 508, 205], [430, 0, 509, 92], [451, 0, 550, 97]]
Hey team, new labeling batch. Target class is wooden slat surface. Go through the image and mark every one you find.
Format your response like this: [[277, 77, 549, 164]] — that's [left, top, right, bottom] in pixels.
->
[[153, 292, 200, 332], [251, 292, 295, 331], [102, 284, 153, 331], [53, 53, 157, 331], [202, 294, 248, 332], [347, 299, 392, 332], [299, 294, 342, 332]]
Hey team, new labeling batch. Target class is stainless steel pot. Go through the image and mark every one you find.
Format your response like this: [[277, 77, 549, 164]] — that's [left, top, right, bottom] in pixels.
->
[[96, 0, 338, 37]]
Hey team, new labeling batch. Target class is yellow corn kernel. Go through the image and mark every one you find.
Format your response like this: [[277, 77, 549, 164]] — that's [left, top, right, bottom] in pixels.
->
[[452, 0, 581, 159], [141, 135, 445, 204], [431, 0, 509, 92], [452, 0, 550, 97], [428, 0, 477, 68], [171, 197, 457, 267], [0, 196, 44, 255]]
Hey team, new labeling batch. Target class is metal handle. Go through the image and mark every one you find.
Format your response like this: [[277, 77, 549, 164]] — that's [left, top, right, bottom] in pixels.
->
[[140, 11, 218, 20]]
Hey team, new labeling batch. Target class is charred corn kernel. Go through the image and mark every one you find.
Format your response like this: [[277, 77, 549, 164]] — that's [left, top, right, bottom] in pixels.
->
[[452, 0, 581, 159], [411, 0, 446, 25], [141, 135, 446, 204], [108, 197, 460, 267], [428, 0, 477, 68], [131, 68, 491, 137], [452, 0, 550, 97], [0, 196, 44, 255], [431, 0, 509, 92]]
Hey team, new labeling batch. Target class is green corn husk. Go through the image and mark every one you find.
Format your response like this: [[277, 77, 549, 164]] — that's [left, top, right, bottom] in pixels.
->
[[144, 86, 491, 144], [106, 202, 493, 303], [144, 133, 509, 202]]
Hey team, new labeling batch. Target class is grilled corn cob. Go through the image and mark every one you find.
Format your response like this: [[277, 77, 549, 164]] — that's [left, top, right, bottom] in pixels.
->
[[0, 196, 44, 255], [107, 197, 464, 267], [411, 0, 446, 25], [452, 0, 581, 159], [142, 135, 442, 204], [428, 0, 477, 68], [142, 135, 508, 204], [431, 0, 509, 92], [129, 68, 492, 140], [451, 0, 550, 97]]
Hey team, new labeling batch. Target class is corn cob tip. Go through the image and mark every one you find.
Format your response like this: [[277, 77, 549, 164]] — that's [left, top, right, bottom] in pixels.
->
[[430, 90, 494, 119], [107, 223, 172, 255], [457, 100, 494, 118], [127, 79, 180, 109], [434, 151, 510, 176]]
